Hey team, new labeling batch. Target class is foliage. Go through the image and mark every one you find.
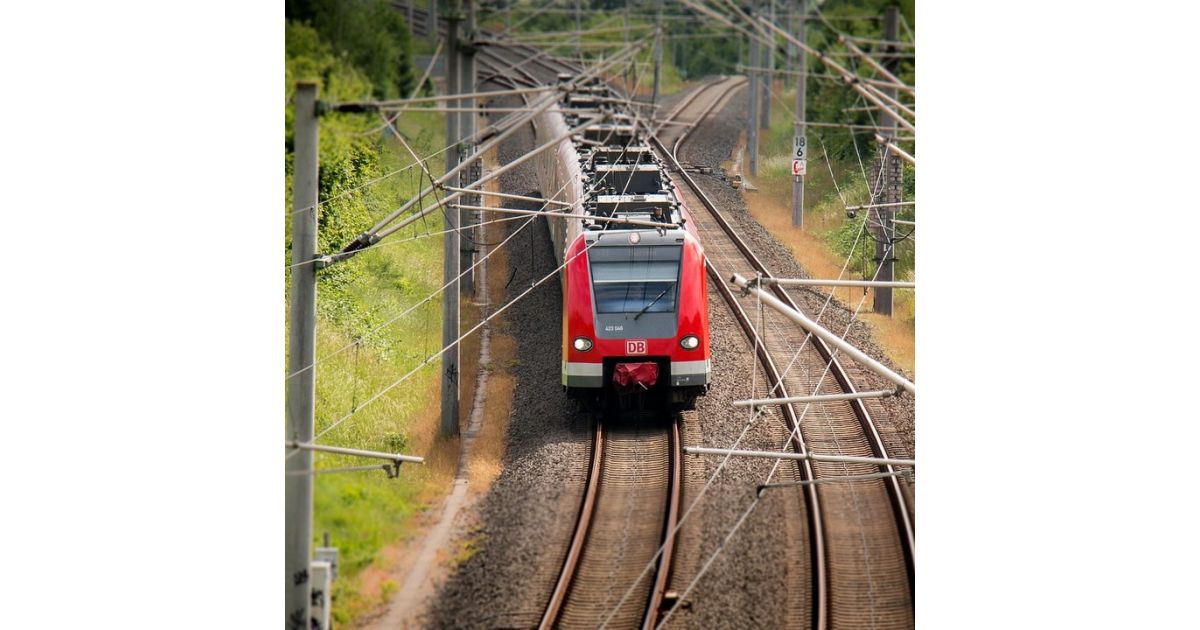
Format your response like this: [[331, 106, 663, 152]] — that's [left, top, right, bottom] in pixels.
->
[[286, 0, 416, 99], [285, 15, 447, 624]]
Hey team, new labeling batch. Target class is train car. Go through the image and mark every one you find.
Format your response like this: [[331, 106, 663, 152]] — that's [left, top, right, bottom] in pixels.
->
[[531, 81, 711, 408]]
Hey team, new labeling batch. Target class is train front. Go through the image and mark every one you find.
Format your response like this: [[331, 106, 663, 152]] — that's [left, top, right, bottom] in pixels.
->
[[562, 227, 710, 408]]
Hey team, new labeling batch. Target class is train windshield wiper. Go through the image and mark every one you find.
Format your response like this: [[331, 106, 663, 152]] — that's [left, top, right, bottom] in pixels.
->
[[633, 285, 672, 321]]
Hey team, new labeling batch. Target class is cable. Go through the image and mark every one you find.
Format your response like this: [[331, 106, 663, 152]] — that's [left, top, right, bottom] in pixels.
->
[[598, 75, 881, 628], [654, 238, 905, 629], [307, 235, 607, 445]]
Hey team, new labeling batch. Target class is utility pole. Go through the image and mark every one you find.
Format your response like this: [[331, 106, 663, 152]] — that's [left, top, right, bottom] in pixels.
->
[[460, 0, 477, 297], [653, 4, 663, 109], [429, 0, 438, 42], [575, 0, 583, 60], [760, 0, 773, 130], [746, 0, 759, 177], [442, 0, 462, 436], [791, 0, 806, 227], [872, 6, 900, 316], [785, 1, 795, 89], [622, 0, 631, 90], [286, 82, 318, 630]]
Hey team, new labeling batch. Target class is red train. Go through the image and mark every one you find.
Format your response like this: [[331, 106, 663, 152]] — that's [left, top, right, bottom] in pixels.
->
[[533, 82, 711, 408]]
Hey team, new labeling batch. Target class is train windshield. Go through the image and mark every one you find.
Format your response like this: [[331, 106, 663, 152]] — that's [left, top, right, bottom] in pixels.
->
[[589, 245, 682, 315]]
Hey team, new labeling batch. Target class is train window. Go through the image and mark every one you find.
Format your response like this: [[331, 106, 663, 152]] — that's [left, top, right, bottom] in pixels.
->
[[589, 245, 682, 314]]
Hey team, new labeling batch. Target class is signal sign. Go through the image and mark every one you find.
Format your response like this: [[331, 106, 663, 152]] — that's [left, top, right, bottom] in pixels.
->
[[792, 159, 807, 176], [793, 135, 807, 160]]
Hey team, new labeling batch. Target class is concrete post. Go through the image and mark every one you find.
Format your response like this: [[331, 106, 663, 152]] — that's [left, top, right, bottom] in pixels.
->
[[286, 82, 319, 630], [310, 561, 332, 630], [429, 0, 438, 42], [575, 0, 583, 59], [442, 1, 462, 436], [653, 5, 663, 108], [873, 6, 900, 316], [784, 1, 792, 88], [791, 0, 806, 228], [460, 0, 478, 297], [746, 3, 760, 177], [760, 0, 774, 129]]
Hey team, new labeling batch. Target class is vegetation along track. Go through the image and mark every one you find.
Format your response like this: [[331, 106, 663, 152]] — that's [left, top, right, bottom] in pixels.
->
[[654, 77, 915, 628], [540, 414, 683, 630]]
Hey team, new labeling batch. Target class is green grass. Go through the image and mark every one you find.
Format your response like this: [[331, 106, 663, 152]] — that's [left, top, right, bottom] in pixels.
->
[[293, 109, 453, 625], [754, 82, 914, 281]]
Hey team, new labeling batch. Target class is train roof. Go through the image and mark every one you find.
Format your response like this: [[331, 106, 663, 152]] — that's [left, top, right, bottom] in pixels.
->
[[557, 88, 689, 234]]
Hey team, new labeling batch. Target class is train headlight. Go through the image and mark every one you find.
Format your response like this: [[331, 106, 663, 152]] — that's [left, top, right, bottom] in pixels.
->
[[573, 336, 594, 352], [680, 335, 700, 350]]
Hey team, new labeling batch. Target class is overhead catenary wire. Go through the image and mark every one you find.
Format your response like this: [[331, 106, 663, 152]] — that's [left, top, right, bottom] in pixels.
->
[[286, 49, 649, 383], [289, 57, 652, 390], [291, 89, 546, 217], [372, 112, 607, 241], [333, 37, 650, 258], [286, 212, 537, 270], [305, 235, 607, 445], [653, 238, 908, 629], [597, 78, 888, 628], [839, 36, 914, 97], [755, 17, 915, 134], [308, 86, 667, 452]]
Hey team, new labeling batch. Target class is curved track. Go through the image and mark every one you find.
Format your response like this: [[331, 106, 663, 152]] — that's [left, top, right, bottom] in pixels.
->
[[402, 3, 917, 622], [655, 77, 915, 629]]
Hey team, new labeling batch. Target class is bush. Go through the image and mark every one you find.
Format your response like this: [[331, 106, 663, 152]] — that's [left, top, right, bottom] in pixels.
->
[[286, 0, 415, 99]]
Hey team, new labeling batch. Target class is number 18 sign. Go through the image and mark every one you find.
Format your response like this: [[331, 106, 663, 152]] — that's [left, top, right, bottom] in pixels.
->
[[793, 135, 807, 176]]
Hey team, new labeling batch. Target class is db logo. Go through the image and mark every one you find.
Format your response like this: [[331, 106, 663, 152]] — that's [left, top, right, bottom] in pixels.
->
[[626, 340, 647, 355]]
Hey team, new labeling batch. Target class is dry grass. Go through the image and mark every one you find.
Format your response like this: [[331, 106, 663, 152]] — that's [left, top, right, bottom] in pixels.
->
[[742, 186, 916, 376], [466, 149, 517, 488], [469, 332, 516, 486], [725, 123, 916, 377]]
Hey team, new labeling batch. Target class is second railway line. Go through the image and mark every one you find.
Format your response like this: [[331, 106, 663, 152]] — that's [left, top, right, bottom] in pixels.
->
[[409, 12, 916, 629]]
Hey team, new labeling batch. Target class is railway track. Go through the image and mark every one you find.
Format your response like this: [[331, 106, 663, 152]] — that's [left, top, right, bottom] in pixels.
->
[[540, 414, 683, 630], [401, 6, 916, 622], [652, 77, 915, 628]]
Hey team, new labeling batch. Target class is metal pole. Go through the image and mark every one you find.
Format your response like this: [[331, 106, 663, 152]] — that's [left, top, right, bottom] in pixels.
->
[[685, 446, 916, 468], [760, 0, 773, 129], [733, 389, 897, 408], [286, 441, 426, 464], [576, 0, 583, 59], [791, 0, 806, 227], [746, 3, 759, 177], [442, 1, 462, 437], [429, 0, 438, 42], [873, 6, 899, 316], [286, 81, 319, 630], [785, 0, 794, 88], [731, 273, 916, 394], [760, 278, 915, 289], [653, 5, 663, 109], [845, 200, 915, 212], [460, 0, 478, 297], [756, 17, 915, 134], [623, 0, 630, 88], [407, 0, 415, 38]]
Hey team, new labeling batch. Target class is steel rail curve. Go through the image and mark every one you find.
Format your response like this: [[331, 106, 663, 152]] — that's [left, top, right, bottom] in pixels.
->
[[540, 418, 605, 629], [657, 77, 829, 630], [656, 76, 915, 622]]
